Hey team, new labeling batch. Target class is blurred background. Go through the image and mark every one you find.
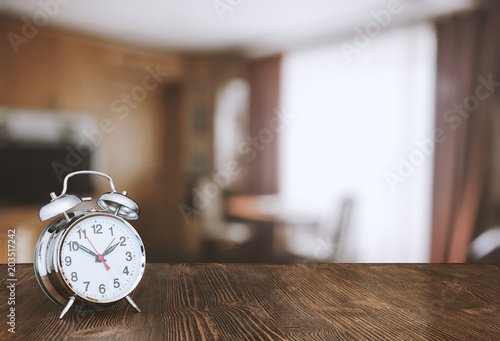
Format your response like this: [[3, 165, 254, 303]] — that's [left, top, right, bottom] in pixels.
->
[[1, 0, 499, 263]]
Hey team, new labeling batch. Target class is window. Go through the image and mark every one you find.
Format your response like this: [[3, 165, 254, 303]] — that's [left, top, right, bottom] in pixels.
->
[[280, 23, 436, 262]]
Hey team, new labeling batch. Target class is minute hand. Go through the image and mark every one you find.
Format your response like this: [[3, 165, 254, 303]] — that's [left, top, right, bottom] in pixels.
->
[[102, 242, 120, 256]]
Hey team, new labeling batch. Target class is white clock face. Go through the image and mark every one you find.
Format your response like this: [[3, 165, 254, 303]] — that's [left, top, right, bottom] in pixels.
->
[[59, 214, 145, 303]]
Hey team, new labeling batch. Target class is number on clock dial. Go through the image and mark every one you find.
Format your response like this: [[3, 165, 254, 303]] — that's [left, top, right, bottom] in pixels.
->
[[91, 224, 103, 234], [59, 215, 143, 302]]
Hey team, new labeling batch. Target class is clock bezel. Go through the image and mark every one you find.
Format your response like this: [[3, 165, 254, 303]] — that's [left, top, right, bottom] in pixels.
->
[[57, 212, 146, 304]]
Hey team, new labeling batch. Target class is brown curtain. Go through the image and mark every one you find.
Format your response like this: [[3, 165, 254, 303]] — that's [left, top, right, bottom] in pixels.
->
[[431, 8, 500, 262], [246, 55, 281, 194]]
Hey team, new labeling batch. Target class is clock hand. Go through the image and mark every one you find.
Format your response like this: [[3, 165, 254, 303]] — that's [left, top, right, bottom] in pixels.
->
[[99, 257, 111, 271], [76, 243, 98, 257], [95, 237, 115, 271], [78, 226, 100, 255], [78, 226, 111, 271], [102, 238, 116, 256], [102, 242, 120, 256], [76, 243, 108, 262]]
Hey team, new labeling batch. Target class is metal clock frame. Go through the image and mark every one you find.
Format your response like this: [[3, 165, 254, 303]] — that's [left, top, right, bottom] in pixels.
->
[[33, 170, 146, 318]]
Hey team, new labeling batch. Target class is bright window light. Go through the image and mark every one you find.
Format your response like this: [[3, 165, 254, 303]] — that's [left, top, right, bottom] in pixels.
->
[[280, 23, 436, 262]]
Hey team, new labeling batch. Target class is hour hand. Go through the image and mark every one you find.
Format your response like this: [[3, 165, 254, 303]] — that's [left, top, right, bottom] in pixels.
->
[[77, 243, 98, 257], [103, 242, 120, 256]]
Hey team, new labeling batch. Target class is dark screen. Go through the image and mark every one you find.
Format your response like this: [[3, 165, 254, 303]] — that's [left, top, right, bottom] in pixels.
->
[[0, 145, 93, 207]]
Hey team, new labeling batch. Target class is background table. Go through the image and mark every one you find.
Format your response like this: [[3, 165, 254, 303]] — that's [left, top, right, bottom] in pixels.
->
[[1, 263, 499, 340], [224, 194, 320, 262]]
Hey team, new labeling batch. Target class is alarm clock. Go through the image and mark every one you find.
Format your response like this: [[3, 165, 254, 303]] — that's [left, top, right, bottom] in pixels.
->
[[34, 170, 146, 319]]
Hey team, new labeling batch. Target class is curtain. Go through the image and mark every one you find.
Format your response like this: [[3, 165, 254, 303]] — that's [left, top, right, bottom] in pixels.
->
[[431, 8, 500, 262]]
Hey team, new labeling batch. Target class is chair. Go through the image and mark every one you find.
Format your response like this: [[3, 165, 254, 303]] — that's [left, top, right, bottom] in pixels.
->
[[278, 197, 353, 263]]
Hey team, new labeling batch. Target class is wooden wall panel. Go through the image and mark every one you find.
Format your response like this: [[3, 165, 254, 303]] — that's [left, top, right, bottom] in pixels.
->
[[0, 17, 190, 262], [0, 17, 252, 263], [247, 55, 281, 194]]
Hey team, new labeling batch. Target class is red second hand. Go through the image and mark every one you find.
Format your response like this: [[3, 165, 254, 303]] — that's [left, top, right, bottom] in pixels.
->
[[99, 238, 116, 271], [103, 238, 116, 255], [79, 226, 99, 254], [79, 226, 112, 271], [102, 260, 111, 271]]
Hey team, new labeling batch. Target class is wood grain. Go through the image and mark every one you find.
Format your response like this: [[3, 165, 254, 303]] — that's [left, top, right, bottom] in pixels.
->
[[1, 264, 499, 340]]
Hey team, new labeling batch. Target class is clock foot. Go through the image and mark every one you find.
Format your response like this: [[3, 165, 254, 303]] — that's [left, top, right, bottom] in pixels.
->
[[126, 295, 141, 313], [59, 296, 75, 319]]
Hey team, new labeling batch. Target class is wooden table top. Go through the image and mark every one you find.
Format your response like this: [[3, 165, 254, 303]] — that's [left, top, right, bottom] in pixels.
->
[[1, 263, 499, 340]]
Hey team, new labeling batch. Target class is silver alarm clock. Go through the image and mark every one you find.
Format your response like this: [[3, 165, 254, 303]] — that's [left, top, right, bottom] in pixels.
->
[[34, 170, 146, 318]]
